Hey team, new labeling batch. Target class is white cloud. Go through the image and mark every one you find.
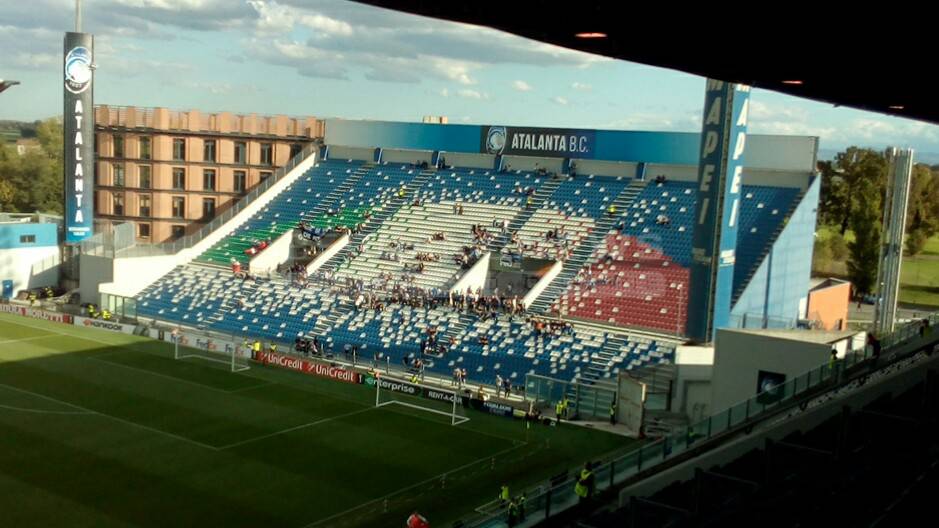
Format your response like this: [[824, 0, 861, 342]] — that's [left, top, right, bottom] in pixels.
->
[[458, 89, 487, 100], [439, 88, 449, 97], [512, 80, 532, 92], [551, 96, 568, 106], [572, 82, 592, 91]]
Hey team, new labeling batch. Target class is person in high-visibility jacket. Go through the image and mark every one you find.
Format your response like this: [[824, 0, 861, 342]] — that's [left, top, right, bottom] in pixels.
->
[[555, 400, 564, 424], [607, 204, 617, 216], [499, 484, 510, 506], [270, 342, 277, 354], [574, 463, 594, 502], [252, 340, 261, 357], [101, 309, 112, 321], [406, 512, 429, 528]]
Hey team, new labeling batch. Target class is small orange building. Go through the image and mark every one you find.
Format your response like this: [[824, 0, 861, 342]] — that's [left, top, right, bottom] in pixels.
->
[[806, 278, 851, 330]]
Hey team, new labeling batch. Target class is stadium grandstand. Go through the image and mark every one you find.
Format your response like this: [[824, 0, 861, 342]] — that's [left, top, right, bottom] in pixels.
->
[[3, 2, 938, 527]]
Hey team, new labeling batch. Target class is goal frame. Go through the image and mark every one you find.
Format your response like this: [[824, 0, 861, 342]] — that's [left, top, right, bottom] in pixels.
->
[[171, 330, 250, 373], [374, 374, 470, 426]]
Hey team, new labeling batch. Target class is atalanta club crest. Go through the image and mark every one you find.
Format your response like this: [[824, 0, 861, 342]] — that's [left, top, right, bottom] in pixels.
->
[[65, 46, 92, 94], [486, 126, 507, 155]]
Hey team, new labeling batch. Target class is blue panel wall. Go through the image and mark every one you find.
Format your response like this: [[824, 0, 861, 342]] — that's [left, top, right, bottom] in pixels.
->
[[0, 223, 58, 249], [325, 119, 816, 170], [730, 176, 820, 328]]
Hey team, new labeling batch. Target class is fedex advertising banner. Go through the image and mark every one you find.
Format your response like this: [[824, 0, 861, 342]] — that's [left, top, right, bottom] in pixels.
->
[[480, 125, 595, 158]]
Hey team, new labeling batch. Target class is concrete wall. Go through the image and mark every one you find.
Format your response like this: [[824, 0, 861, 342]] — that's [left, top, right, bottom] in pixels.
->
[[249, 228, 294, 274], [710, 329, 833, 413], [0, 246, 60, 296], [572, 160, 637, 178], [502, 155, 563, 173], [524, 260, 564, 308], [450, 252, 491, 294], [440, 152, 494, 169], [327, 145, 374, 162], [306, 234, 349, 274], [672, 345, 715, 421], [0, 223, 60, 296], [381, 148, 432, 165]]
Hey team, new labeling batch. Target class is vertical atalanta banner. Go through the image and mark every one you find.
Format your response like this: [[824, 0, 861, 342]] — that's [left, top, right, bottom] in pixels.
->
[[687, 80, 750, 342], [64, 32, 94, 244]]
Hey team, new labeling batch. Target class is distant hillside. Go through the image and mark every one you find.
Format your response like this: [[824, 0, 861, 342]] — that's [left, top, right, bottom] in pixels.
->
[[0, 120, 38, 144]]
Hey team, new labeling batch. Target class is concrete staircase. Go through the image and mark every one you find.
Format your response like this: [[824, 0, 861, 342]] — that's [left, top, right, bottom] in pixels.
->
[[527, 179, 648, 313], [317, 168, 436, 273], [299, 163, 373, 223], [488, 175, 565, 252]]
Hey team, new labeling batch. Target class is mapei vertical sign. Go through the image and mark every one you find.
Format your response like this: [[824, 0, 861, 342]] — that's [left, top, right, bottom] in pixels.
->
[[686, 80, 750, 342], [481, 126, 594, 158], [64, 32, 94, 244]]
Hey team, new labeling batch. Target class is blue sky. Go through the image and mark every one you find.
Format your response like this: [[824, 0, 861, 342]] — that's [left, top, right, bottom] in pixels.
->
[[3, 0, 939, 160]]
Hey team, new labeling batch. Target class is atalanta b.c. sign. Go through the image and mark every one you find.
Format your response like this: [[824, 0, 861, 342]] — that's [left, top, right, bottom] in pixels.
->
[[65, 46, 92, 94]]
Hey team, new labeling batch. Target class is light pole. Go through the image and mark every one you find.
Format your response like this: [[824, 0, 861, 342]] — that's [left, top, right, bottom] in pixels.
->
[[0, 80, 21, 94]]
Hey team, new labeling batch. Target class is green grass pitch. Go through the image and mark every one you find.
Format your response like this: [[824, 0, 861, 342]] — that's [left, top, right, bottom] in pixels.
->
[[0, 312, 632, 527]]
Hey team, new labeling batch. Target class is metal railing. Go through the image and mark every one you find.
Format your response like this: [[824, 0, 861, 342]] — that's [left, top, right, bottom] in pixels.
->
[[459, 312, 939, 527], [98, 143, 318, 259]]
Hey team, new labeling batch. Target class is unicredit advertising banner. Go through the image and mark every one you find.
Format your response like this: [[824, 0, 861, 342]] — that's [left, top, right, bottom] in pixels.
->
[[64, 32, 94, 244], [480, 125, 595, 158], [254, 350, 361, 384]]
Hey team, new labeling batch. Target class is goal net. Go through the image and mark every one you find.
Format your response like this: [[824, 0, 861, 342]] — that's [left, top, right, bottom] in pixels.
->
[[374, 374, 469, 426], [171, 330, 251, 373]]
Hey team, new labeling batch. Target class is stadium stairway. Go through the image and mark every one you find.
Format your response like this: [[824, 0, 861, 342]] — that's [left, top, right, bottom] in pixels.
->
[[527, 179, 647, 313], [299, 162, 373, 224], [317, 167, 436, 272], [488, 175, 565, 252]]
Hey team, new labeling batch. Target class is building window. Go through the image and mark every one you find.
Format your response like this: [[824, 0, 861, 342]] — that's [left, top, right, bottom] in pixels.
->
[[172, 197, 185, 218], [290, 143, 302, 159], [234, 141, 247, 164], [19, 235, 36, 244], [113, 163, 125, 187], [139, 195, 151, 218], [234, 170, 247, 193], [139, 165, 151, 189], [113, 193, 125, 216], [203, 169, 216, 191], [172, 138, 185, 161], [172, 168, 185, 190], [138, 222, 151, 239], [171, 225, 185, 240], [260, 171, 272, 182], [113, 135, 124, 158], [202, 198, 216, 219], [139, 137, 151, 160], [203, 139, 216, 162], [260, 143, 273, 165]]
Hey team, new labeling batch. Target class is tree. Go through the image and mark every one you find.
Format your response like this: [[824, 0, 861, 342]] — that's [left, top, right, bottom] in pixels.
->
[[847, 178, 882, 296], [0, 117, 63, 215], [828, 232, 849, 261], [828, 148, 887, 235], [904, 164, 939, 256]]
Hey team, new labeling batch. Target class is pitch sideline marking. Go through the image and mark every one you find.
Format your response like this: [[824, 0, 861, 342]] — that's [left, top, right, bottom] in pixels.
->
[[0, 381, 220, 451], [217, 406, 377, 450], [0, 335, 61, 346]]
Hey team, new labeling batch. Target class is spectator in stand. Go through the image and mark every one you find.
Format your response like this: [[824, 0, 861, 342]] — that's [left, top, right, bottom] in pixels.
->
[[495, 374, 504, 397]]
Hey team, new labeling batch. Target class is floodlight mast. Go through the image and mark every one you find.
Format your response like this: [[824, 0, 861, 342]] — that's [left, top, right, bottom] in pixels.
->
[[76, 0, 82, 32]]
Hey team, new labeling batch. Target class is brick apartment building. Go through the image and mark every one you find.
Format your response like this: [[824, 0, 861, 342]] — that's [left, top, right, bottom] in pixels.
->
[[94, 105, 323, 243]]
